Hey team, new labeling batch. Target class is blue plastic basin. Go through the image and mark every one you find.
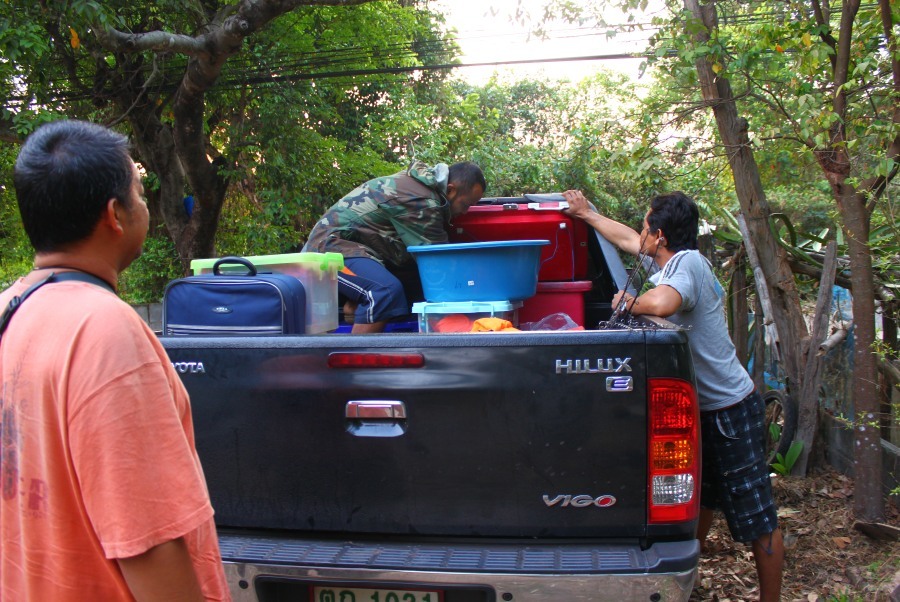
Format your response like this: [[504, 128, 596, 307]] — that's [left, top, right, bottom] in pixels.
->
[[408, 240, 549, 302]]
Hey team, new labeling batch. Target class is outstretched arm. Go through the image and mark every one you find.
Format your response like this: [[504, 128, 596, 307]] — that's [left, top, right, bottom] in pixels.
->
[[561, 190, 643, 257]]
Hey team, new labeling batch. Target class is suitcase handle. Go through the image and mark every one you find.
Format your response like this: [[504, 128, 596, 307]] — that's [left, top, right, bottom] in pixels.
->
[[213, 256, 257, 276]]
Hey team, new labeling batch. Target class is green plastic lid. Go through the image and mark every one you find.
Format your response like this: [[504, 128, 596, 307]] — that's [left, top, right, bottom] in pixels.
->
[[190, 252, 344, 275]]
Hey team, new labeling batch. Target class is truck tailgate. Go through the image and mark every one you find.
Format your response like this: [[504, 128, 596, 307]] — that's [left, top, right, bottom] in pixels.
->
[[165, 330, 672, 538]]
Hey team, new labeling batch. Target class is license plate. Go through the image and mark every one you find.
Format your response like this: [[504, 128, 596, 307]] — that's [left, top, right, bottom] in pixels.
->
[[311, 585, 442, 602]]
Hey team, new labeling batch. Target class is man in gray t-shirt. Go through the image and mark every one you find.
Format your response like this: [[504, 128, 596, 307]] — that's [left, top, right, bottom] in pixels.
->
[[563, 189, 784, 602], [654, 249, 754, 411]]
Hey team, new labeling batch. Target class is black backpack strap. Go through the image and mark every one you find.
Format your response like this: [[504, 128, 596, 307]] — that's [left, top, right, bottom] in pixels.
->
[[0, 273, 56, 340], [0, 271, 115, 341], [51, 271, 116, 294]]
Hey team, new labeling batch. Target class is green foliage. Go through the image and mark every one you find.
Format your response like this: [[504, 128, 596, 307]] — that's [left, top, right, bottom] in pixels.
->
[[770, 440, 803, 476], [0, 144, 32, 289], [205, 1, 463, 254], [118, 233, 182, 304], [766, 183, 836, 236], [768, 419, 782, 446], [649, 0, 900, 203], [214, 190, 301, 256], [0, 226, 32, 291]]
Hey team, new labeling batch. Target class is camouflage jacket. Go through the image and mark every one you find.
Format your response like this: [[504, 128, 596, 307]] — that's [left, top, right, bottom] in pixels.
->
[[302, 161, 451, 268]]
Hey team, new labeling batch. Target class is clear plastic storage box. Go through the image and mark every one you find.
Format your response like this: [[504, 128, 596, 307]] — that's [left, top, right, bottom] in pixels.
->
[[190, 253, 344, 334], [412, 300, 522, 333]]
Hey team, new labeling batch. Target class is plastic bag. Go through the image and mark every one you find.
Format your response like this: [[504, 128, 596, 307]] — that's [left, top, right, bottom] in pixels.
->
[[519, 312, 582, 331]]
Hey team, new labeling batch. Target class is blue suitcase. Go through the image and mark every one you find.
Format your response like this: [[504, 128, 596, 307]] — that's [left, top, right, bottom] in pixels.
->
[[162, 256, 306, 336]]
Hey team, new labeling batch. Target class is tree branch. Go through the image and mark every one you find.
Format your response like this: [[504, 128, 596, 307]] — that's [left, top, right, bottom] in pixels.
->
[[820, 323, 850, 355], [106, 56, 162, 128], [810, 0, 838, 70], [786, 257, 897, 302], [97, 28, 209, 55], [833, 0, 860, 114], [745, 86, 815, 148]]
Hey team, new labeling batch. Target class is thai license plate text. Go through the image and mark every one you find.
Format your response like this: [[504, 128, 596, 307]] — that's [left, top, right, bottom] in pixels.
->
[[312, 586, 442, 602]]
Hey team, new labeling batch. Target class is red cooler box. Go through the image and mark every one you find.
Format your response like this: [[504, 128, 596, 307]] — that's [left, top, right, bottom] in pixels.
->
[[519, 280, 593, 326], [449, 202, 589, 281]]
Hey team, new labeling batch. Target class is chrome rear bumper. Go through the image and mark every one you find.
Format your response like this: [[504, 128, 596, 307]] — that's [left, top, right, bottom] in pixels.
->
[[219, 533, 699, 602]]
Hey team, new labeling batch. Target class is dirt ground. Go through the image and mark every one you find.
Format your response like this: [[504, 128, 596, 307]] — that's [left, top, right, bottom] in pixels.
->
[[689, 466, 899, 601]]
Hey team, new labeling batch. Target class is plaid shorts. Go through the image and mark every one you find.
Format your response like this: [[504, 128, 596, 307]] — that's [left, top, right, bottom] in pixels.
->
[[700, 390, 779, 543]]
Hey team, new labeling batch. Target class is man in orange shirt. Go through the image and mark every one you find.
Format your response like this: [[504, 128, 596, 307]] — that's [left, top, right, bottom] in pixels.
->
[[0, 120, 230, 600]]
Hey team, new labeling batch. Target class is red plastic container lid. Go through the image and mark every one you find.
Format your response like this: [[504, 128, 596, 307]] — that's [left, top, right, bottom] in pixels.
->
[[536, 280, 593, 292]]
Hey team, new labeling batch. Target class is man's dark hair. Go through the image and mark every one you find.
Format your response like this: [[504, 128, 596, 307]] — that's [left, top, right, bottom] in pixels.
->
[[448, 161, 486, 195], [14, 120, 134, 253], [646, 191, 699, 252]]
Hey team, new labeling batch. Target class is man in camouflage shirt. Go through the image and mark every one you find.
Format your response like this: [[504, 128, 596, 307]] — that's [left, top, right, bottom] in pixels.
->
[[303, 160, 486, 333]]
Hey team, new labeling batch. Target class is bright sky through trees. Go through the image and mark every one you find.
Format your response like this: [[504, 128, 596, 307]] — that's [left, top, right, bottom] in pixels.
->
[[437, 0, 662, 84]]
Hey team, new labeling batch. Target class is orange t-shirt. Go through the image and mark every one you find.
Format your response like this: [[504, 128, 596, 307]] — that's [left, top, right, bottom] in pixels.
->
[[0, 279, 230, 600]]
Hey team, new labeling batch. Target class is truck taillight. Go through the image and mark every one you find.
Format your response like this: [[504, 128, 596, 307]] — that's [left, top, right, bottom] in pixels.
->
[[327, 352, 425, 369], [648, 377, 700, 524]]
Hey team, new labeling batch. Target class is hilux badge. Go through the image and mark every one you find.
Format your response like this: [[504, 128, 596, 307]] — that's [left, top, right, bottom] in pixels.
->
[[554, 357, 632, 374]]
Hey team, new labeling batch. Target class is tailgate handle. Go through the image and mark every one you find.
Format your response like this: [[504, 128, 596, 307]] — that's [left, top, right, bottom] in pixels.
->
[[345, 400, 407, 420]]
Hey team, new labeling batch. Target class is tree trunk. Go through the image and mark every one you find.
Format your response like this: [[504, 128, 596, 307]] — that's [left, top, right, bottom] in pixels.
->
[[730, 254, 750, 367], [172, 76, 229, 268], [683, 0, 809, 402], [793, 241, 838, 475], [124, 106, 193, 271], [833, 185, 884, 522]]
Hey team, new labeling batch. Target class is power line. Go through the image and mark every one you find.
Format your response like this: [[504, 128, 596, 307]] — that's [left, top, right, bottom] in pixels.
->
[[3, 49, 658, 104], [214, 51, 653, 90], [212, 23, 659, 89]]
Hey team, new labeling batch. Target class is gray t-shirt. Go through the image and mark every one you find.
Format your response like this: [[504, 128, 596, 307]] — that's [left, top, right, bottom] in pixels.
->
[[654, 250, 754, 411]]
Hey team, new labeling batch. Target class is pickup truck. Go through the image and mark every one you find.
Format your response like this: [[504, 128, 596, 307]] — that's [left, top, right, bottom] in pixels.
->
[[161, 197, 701, 602]]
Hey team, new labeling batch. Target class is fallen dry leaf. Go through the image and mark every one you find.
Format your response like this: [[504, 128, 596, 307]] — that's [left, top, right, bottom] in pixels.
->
[[832, 536, 852, 549]]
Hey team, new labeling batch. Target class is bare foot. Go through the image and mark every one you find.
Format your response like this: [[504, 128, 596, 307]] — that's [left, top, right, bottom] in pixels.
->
[[343, 301, 357, 323]]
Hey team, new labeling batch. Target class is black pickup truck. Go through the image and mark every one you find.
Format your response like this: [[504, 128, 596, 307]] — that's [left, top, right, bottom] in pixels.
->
[[161, 198, 701, 602]]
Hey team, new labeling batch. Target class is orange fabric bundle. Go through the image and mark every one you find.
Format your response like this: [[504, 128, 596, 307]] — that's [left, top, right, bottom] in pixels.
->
[[433, 314, 474, 332], [470, 317, 520, 332]]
